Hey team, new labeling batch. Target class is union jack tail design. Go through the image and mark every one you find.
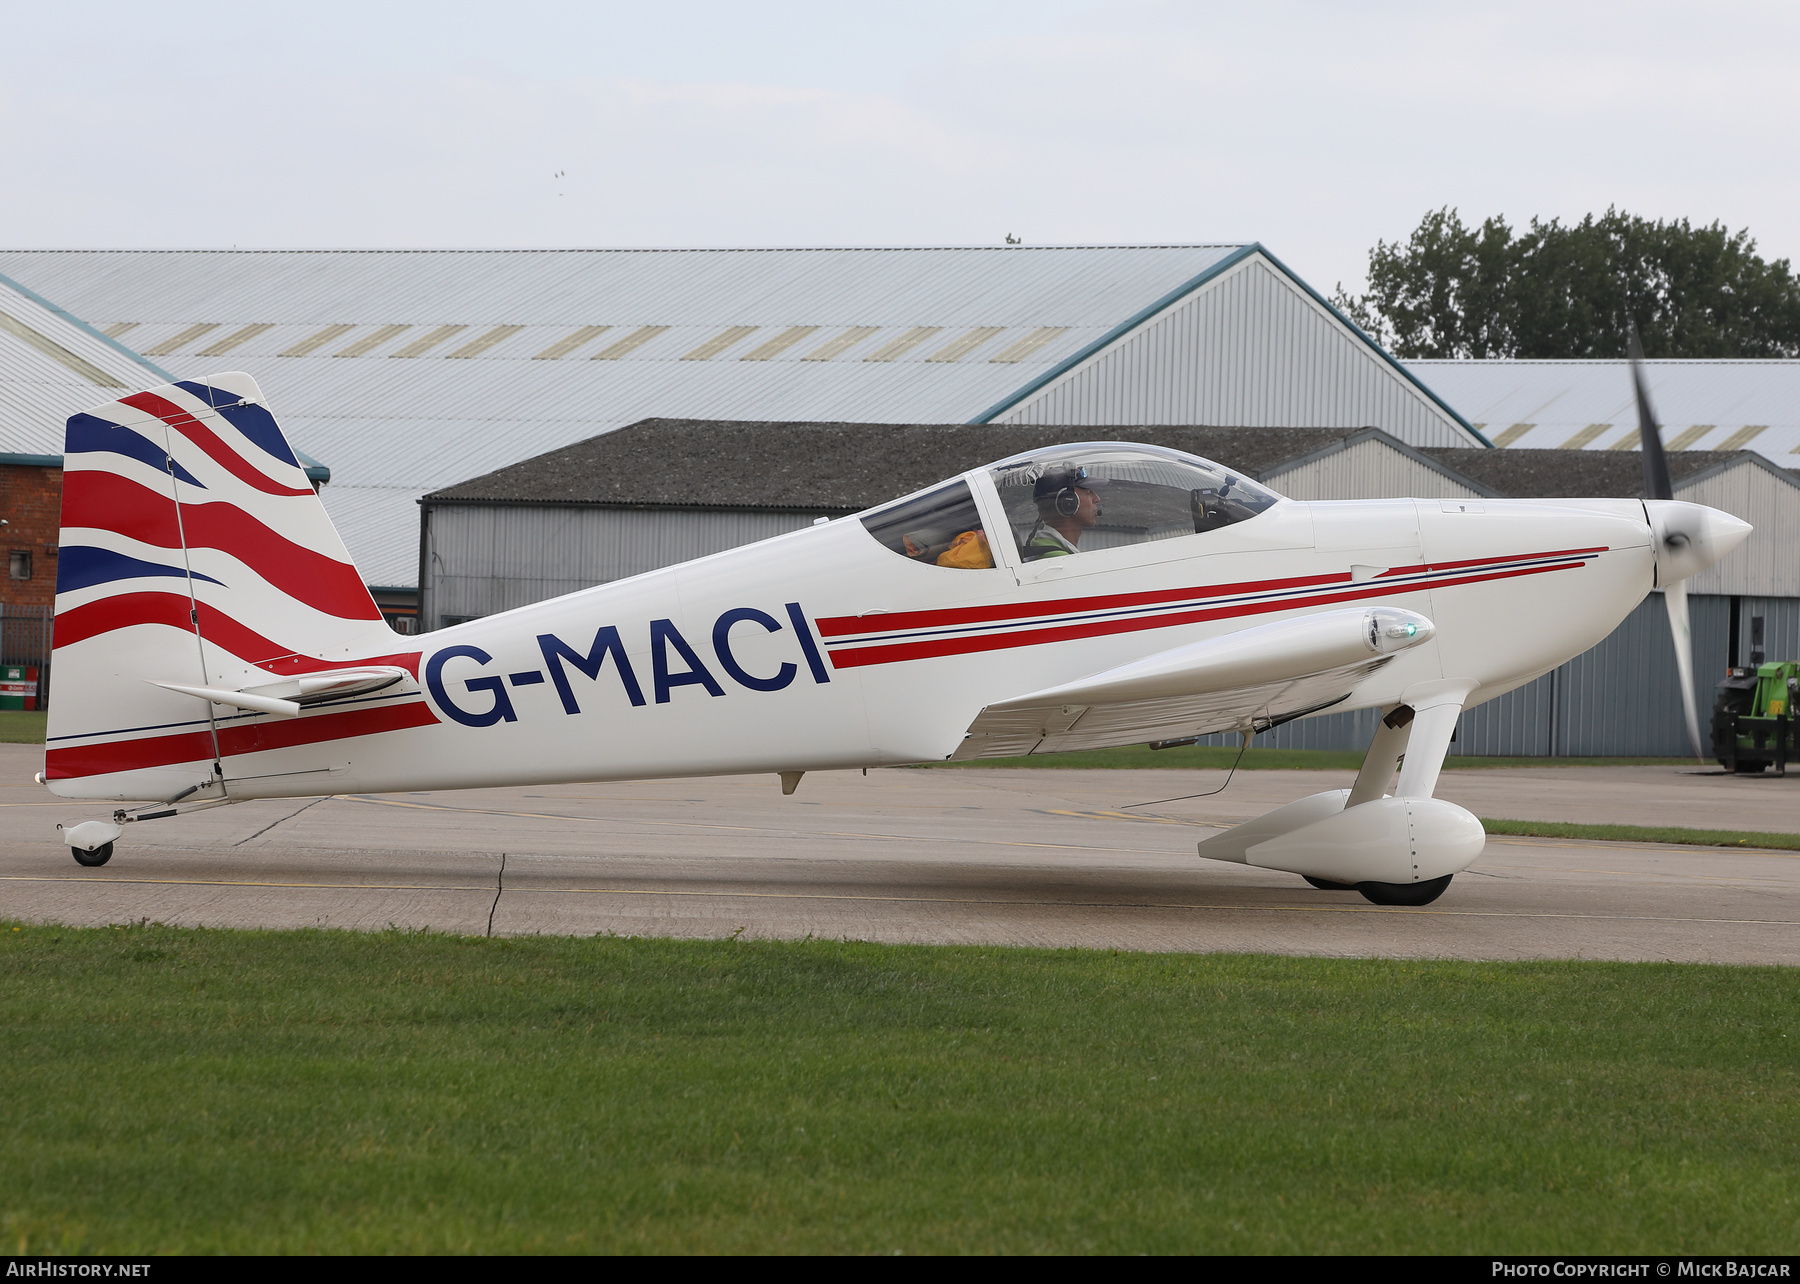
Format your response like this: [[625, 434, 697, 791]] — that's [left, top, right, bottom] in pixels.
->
[[47, 372, 423, 800]]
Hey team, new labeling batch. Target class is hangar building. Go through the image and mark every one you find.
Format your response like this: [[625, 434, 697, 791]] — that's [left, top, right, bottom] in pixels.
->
[[0, 245, 1486, 606], [421, 418, 1800, 757]]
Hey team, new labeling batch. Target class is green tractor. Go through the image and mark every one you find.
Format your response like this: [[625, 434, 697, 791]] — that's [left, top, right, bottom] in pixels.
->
[[1711, 661, 1799, 774]]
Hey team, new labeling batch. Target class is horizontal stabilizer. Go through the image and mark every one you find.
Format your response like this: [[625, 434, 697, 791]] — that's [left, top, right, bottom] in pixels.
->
[[150, 681, 300, 718], [147, 666, 410, 720], [954, 606, 1433, 759]]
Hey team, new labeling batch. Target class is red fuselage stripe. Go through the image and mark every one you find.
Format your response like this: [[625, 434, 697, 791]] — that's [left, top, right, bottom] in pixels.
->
[[46, 700, 441, 779], [814, 570, 1349, 637], [824, 561, 1587, 669], [813, 546, 1607, 639], [1374, 546, 1609, 578]]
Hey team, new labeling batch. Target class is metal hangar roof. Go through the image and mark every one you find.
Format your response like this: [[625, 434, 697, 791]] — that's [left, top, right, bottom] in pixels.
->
[[0, 272, 330, 480], [1406, 359, 1800, 462], [0, 271, 175, 465]]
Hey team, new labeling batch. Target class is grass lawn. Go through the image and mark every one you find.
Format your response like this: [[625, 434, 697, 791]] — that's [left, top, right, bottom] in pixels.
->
[[1, 926, 1794, 1254], [1481, 818, 1800, 852], [0, 710, 46, 744], [926, 744, 1694, 771]]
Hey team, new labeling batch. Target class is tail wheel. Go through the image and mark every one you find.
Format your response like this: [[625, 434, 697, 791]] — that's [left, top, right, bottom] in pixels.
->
[[72, 842, 113, 868], [1357, 874, 1452, 907], [1302, 875, 1356, 891]]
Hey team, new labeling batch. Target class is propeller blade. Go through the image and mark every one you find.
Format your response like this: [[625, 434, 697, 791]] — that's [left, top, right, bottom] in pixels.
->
[[1634, 325, 1700, 757], [1663, 579, 1703, 760], [1630, 323, 1673, 501]]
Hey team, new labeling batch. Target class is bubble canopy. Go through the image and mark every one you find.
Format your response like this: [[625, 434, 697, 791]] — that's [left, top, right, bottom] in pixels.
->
[[857, 442, 1284, 570], [987, 443, 1282, 561]]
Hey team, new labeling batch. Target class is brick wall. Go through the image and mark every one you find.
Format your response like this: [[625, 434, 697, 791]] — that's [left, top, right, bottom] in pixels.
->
[[0, 464, 62, 609]]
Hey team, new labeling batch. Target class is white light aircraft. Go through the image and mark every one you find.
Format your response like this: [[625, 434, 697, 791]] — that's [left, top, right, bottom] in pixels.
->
[[43, 359, 1748, 906]]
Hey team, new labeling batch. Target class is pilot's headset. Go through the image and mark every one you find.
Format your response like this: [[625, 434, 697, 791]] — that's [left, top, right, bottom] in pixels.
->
[[1034, 464, 1103, 517]]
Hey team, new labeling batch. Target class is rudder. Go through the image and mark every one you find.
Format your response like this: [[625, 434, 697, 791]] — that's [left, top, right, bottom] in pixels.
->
[[47, 372, 412, 799]]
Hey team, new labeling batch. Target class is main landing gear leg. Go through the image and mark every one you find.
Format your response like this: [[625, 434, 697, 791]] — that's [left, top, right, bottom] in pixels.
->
[[1293, 706, 1418, 893], [1197, 682, 1487, 902], [1353, 680, 1479, 907], [1348, 704, 1415, 808]]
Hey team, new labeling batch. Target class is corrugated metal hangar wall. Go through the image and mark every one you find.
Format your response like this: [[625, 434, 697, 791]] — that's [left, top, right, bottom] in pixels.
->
[[1230, 596, 1761, 759], [1209, 452, 1800, 758], [991, 254, 1470, 446], [427, 506, 816, 626]]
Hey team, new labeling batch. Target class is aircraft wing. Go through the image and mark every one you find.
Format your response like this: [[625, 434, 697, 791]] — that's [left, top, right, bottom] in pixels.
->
[[951, 606, 1433, 759]]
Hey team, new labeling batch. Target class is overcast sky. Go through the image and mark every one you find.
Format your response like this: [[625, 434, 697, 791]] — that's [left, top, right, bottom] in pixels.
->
[[3, 0, 1796, 294]]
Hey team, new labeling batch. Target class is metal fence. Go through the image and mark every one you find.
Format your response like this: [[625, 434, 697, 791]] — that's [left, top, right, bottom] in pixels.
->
[[0, 604, 51, 707]]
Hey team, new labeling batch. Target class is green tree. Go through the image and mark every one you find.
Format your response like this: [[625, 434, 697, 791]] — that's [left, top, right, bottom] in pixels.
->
[[1334, 208, 1800, 359]]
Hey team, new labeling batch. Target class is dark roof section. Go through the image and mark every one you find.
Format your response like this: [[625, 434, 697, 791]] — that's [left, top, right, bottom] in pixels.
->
[[422, 419, 1360, 512], [425, 420, 1800, 514], [1422, 448, 1778, 498]]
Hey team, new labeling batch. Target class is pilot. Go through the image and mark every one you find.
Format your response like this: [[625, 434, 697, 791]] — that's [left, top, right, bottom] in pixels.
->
[[1023, 465, 1105, 559]]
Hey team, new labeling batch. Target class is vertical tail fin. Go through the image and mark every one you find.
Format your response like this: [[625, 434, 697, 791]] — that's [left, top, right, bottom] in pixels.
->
[[47, 372, 414, 798]]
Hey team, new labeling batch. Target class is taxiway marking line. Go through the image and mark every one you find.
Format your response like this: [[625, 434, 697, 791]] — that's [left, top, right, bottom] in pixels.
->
[[1486, 859, 1794, 885], [3, 875, 1795, 926]]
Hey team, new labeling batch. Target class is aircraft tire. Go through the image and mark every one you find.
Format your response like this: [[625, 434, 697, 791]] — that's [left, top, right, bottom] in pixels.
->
[[1356, 874, 1452, 907], [1302, 876, 1356, 891], [72, 842, 113, 868]]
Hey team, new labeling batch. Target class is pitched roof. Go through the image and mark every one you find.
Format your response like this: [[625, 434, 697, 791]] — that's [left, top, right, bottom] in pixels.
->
[[0, 271, 173, 463], [1406, 358, 1800, 460], [423, 419, 1359, 511], [1421, 447, 1789, 498], [0, 271, 330, 481], [432, 419, 1800, 515]]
